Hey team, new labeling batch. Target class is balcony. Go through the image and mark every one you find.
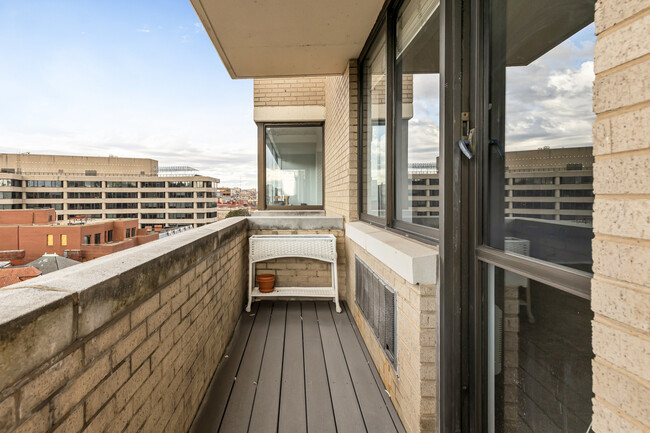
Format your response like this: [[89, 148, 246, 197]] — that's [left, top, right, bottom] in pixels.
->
[[0, 215, 415, 433]]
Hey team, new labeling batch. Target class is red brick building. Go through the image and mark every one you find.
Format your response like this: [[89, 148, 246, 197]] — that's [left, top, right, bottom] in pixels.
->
[[0, 209, 159, 264]]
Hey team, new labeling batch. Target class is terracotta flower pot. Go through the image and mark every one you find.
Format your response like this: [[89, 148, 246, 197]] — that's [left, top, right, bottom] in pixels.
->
[[257, 274, 275, 293]]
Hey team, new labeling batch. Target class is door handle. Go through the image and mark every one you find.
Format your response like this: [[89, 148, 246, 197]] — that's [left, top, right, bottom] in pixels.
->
[[458, 128, 475, 160]]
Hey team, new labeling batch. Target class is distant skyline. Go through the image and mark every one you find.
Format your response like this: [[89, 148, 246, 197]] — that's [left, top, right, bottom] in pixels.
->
[[0, 1, 257, 188]]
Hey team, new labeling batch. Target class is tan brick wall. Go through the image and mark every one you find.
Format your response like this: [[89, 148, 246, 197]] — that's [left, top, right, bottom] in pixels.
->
[[324, 61, 359, 222], [591, 1, 650, 431], [248, 228, 348, 299], [253, 77, 326, 107], [345, 238, 436, 433], [0, 221, 248, 433]]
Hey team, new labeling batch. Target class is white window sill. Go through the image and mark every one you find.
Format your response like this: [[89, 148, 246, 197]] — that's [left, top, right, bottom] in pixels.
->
[[345, 221, 439, 285]]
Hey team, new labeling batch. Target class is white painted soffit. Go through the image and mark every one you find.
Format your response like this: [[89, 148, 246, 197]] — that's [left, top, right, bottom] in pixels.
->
[[190, 0, 385, 79]]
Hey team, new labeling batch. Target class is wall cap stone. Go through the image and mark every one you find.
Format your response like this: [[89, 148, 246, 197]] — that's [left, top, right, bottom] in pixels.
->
[[248, 215, 343, 230], [345, 221, 439, 285]]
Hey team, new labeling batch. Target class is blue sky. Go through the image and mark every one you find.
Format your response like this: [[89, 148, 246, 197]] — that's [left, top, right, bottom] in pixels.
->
[[0, 0, 257, 187]]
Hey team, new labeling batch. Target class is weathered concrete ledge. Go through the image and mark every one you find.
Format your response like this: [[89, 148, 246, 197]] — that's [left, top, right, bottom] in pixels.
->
[[247, 215, 343, 230]]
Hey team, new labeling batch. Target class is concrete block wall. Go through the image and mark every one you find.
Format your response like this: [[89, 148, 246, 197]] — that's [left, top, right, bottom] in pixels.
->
[[591, 0, 650, 431], [0, 218, 248, 433], [345, 239, 437, 433], [253, 77, 326, 107], [324, 61, 359, 222]]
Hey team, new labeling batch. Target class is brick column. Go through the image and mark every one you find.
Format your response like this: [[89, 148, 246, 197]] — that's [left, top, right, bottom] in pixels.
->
[[591, 1, 650, 431]]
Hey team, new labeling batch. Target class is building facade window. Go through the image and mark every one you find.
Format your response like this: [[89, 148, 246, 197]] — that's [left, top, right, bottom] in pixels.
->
[[68, 203, 102, 210], [68, 192, 102, 199], [141, 182, 165, 188], [1, 192, 24, 199], [141, 192, 165, 199], [106, 192, 138, 199], [168, 191, 194, 199], [68, 181, 102, 188], [105, 203, 138, 209], [0, 179, 22, 187], [27, 180, 63, 188], [47, 234, 54, 246], [141, 202, 165, 209], [168, 181, 193, 188], [106, 181, 137, 188], [61, 234, 67, 246], [261, 124, 324, 208]]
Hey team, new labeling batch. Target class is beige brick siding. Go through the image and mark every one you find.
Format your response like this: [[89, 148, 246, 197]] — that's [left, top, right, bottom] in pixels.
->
[[254, 77, 326, 107], [592, 1, 650, 431], [324, 61, 359, 222], [345, 238, 436, 433], [0, 222, 248, 433]]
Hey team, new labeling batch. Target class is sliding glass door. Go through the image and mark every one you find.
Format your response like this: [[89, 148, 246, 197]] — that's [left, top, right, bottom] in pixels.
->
[[469, 0, 597, 431]]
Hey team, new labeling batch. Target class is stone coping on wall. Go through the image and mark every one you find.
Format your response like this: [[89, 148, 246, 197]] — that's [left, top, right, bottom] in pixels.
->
[[248, 215, 344, 230], [345, 221, 439, 285], [0, 217, 248, 393]]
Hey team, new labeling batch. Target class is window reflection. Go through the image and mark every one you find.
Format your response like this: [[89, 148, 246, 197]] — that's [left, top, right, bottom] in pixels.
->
[[488, 19, 596, 272], [487, 265, 593, 432], [265, 125, 323, 207], [395, 0, 441, 229], [362, 27, 387, 218]]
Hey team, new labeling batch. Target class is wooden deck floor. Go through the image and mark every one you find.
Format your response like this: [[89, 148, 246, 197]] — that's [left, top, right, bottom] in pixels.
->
[[190, 301, 405, 433]]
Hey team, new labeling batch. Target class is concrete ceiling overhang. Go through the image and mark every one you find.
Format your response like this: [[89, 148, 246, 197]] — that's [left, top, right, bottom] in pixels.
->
[[190, 0, 386, 79]]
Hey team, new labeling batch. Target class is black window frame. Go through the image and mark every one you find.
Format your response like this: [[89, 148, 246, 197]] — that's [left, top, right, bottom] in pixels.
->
[[358, 0, 442, 242], [257, 122, 325, 211]]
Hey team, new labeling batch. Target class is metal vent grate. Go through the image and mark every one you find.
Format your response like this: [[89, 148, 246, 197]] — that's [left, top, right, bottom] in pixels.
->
[[355, 256, 397, 367]]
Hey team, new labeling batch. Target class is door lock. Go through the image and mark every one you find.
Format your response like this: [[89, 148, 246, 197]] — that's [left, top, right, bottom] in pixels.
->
[[458, 128, 475, 160]]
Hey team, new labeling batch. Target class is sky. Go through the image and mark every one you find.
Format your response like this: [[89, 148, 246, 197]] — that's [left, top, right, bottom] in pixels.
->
[[0, 0, 257, 188], [407, 23, 596, 165]]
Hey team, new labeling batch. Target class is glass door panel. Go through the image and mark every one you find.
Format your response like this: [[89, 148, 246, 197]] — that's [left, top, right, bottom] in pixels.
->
[[484, 0, 596, 272], [485, 264, 593, 432]]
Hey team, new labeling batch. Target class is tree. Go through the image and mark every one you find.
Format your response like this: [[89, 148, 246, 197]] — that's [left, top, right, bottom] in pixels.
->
[[225, 208, 250, 218]]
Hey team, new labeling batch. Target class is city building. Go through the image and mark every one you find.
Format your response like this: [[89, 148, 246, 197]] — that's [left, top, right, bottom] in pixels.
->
[[0, 1, 647, 433], [0, 209, 159, 264], [407, 146, 594, 227], [0, 153, 220, 228]]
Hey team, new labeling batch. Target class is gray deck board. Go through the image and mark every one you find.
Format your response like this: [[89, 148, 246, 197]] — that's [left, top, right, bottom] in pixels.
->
[[332, 303, 399, 433], [302, 302, 337, 433], [278, 303, 307, 433], [189, 302, 259, 433], [190, 301, 406, 433], [249, 302, 287, 433], [316, 302, 366, 433], [219, 303, 273, 433]]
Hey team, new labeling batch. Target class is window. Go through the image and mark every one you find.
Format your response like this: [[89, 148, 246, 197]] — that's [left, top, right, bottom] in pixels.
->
[[141, 182, 165, 188], [68, 192, 102, 199], [68, 203, 102, 210], [26, 192, 63, 199], [1, 192, 23, 199], [141, 192, 165, 199], [106, 203, 137, 209], [107, 230, 113, 242], [106, 181, 137, 188], [169, 213, 194, 219], [142, 202, 165, 209], [27, 180, 63, 188], [394, 0, 440, 232], [0, 179, 21, 187], [168, 191, 193, 199], [168, 181, 193, 188], [26, 203, 63, 210], [168, 202, 193, 209], [68, 181, 102, 188], [94, 233, 101, 244], [361, 26, 387, 220], [263, 124, 323, 207], [61, 234, 67, 246], [47, 234, 54, 246], [83, 235, 91, 245], [106, 192, 137, 199], [141, 213, 165, 219]]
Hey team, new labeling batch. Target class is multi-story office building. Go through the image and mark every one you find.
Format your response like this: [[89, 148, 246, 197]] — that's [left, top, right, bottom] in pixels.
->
[[407, 146, 594, 226], [0, 153, 220, 228]]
